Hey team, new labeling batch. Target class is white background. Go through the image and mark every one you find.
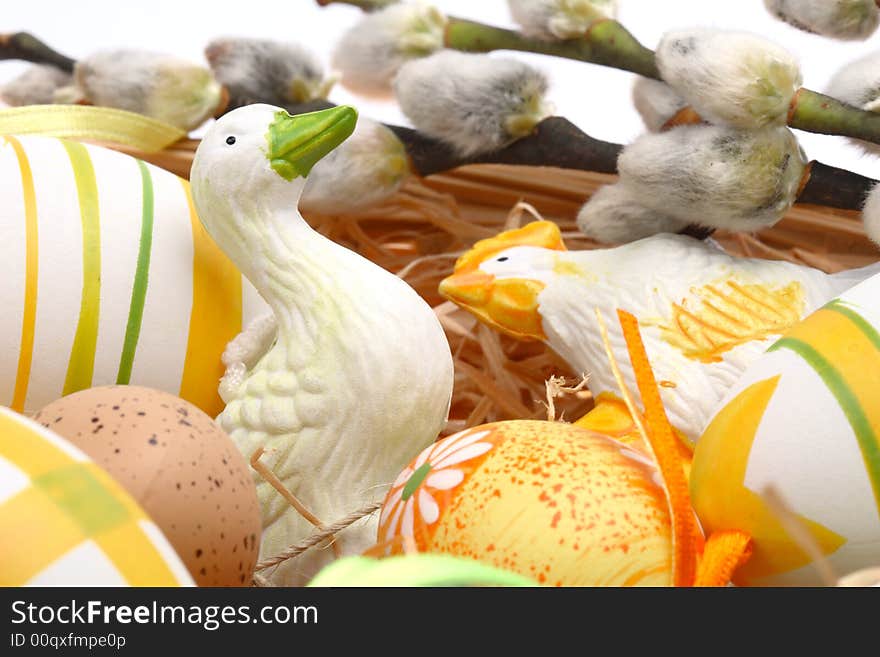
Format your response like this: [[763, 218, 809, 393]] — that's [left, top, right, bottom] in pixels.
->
[[2, 0, 879, 177]]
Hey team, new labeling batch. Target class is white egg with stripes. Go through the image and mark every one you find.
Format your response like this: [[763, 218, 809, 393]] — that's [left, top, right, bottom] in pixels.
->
[[0, 135, 267, 417], [692, 272, 880, 586]]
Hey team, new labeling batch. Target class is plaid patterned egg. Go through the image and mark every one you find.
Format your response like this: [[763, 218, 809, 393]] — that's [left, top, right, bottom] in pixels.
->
[[0, 406, 193, 586]]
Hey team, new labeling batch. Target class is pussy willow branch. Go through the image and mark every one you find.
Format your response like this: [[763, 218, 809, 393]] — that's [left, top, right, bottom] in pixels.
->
[[271, 99, 877, 220], [318, 0, 880, 148], [315, 0, 397, 9], [2, 30, 873, 220], [0, 32, 75, 73], [445, 16, 660, 79]]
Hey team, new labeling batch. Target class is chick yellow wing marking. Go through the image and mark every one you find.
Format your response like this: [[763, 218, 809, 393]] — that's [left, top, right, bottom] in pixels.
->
[[552, 257, 585, 278], [179, 180, 243, 417], [652, 280, 805, 363], [691, 377, 846, 585], [770, 303, 880, 520], [5, 136, 39, 412]]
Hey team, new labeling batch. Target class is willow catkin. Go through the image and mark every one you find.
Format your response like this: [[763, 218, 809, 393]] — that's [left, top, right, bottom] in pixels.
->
[[74, 50, 222, 131], [332, 2, 446, 97], [394, 50, 551, 157], [617, 124, 807, 233], [631, 78, 688, 132], [576, 182, 690, 243], [826, 49, 880, 155], [656, 28, 802, 129], [206, 37, 332, 106], [506, 0, 618, 41], [862, 183, 880, 247], [301, 118, 411, 214], [0, 64, 72, 106], [763, 0, 880, 40]]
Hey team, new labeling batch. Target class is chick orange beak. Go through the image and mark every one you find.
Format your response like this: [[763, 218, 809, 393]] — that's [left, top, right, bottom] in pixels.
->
[[266, 105, 358, 181], [440, 270, 547, 341], [439, 270, 495, 308]]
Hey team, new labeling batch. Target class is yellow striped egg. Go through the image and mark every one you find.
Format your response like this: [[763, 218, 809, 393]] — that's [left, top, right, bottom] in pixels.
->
[[0, 135, 267, 417], [0, 406, 193, 585], [692, 272, 880, 586], [378, 420, 673, 586]]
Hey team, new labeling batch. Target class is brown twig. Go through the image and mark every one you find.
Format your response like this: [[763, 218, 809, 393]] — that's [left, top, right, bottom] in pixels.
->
[[388, 118, 622, 176], [316, 0, 397, 10], [445, 16, 661, 80], [272, 101, 877, 226], [0, 32, 75, 73], [249, 446, 343, 558], [2, 29, 874, 228]]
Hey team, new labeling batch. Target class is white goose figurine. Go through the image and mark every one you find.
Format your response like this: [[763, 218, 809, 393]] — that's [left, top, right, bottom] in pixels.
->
[[191, 104, 454, 585]]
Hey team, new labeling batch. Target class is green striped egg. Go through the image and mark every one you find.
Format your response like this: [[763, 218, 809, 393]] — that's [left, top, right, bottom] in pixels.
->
[[692, 272, 880, 586], [0, 135, 268, 417]]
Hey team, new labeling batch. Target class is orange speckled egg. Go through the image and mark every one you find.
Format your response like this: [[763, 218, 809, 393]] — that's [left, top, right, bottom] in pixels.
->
[[378, 420, 673, 586], [33, 385, 261, 587]]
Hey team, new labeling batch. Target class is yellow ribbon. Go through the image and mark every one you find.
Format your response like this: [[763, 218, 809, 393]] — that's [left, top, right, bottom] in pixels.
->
[[0, 105, 186, 152]]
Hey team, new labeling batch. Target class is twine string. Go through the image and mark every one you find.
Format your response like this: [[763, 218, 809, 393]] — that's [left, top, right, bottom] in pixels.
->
[[255, 501, 384, 572]]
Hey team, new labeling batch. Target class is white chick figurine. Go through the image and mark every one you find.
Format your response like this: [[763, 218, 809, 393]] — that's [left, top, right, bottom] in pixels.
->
[[191, 104, 454, 585], [439, 221, 880, 446]]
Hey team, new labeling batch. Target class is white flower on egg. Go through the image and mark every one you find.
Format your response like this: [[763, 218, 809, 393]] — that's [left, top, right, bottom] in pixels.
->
[[656, 28, 802, 129], [576, 182, 691, 244], [507, 0, 618, 40], [332, 2, 447, 97], [617, 124, 808, 233], [764, 0, 880, 40], [393, 50, 551, 157]]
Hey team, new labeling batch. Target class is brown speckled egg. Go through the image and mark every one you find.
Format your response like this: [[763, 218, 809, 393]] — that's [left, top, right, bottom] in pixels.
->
[[34, 385, 261, 587]]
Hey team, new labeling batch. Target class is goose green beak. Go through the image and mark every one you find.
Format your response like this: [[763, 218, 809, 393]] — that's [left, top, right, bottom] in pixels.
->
[[266, 105, 358, 181]]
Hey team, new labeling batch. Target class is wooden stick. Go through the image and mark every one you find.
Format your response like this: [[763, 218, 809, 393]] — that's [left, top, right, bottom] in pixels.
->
[[446, 16, 660, 80], [0, 32, 75, 73], [273, 100, 876, 220], [249, 447, 343, 558], [316, 0, 396, 10]]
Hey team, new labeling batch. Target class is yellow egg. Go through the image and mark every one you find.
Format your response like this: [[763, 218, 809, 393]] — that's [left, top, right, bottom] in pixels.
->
[[692, 272, 880, 586], [0, 135, 268, 417], [0, 405, 193, 586], [378, 420, 672, 586]]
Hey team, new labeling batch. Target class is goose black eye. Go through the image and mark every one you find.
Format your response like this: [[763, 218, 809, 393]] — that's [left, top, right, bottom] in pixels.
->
[[497, 256, 509, 262], [225, 136, 236, 145]]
